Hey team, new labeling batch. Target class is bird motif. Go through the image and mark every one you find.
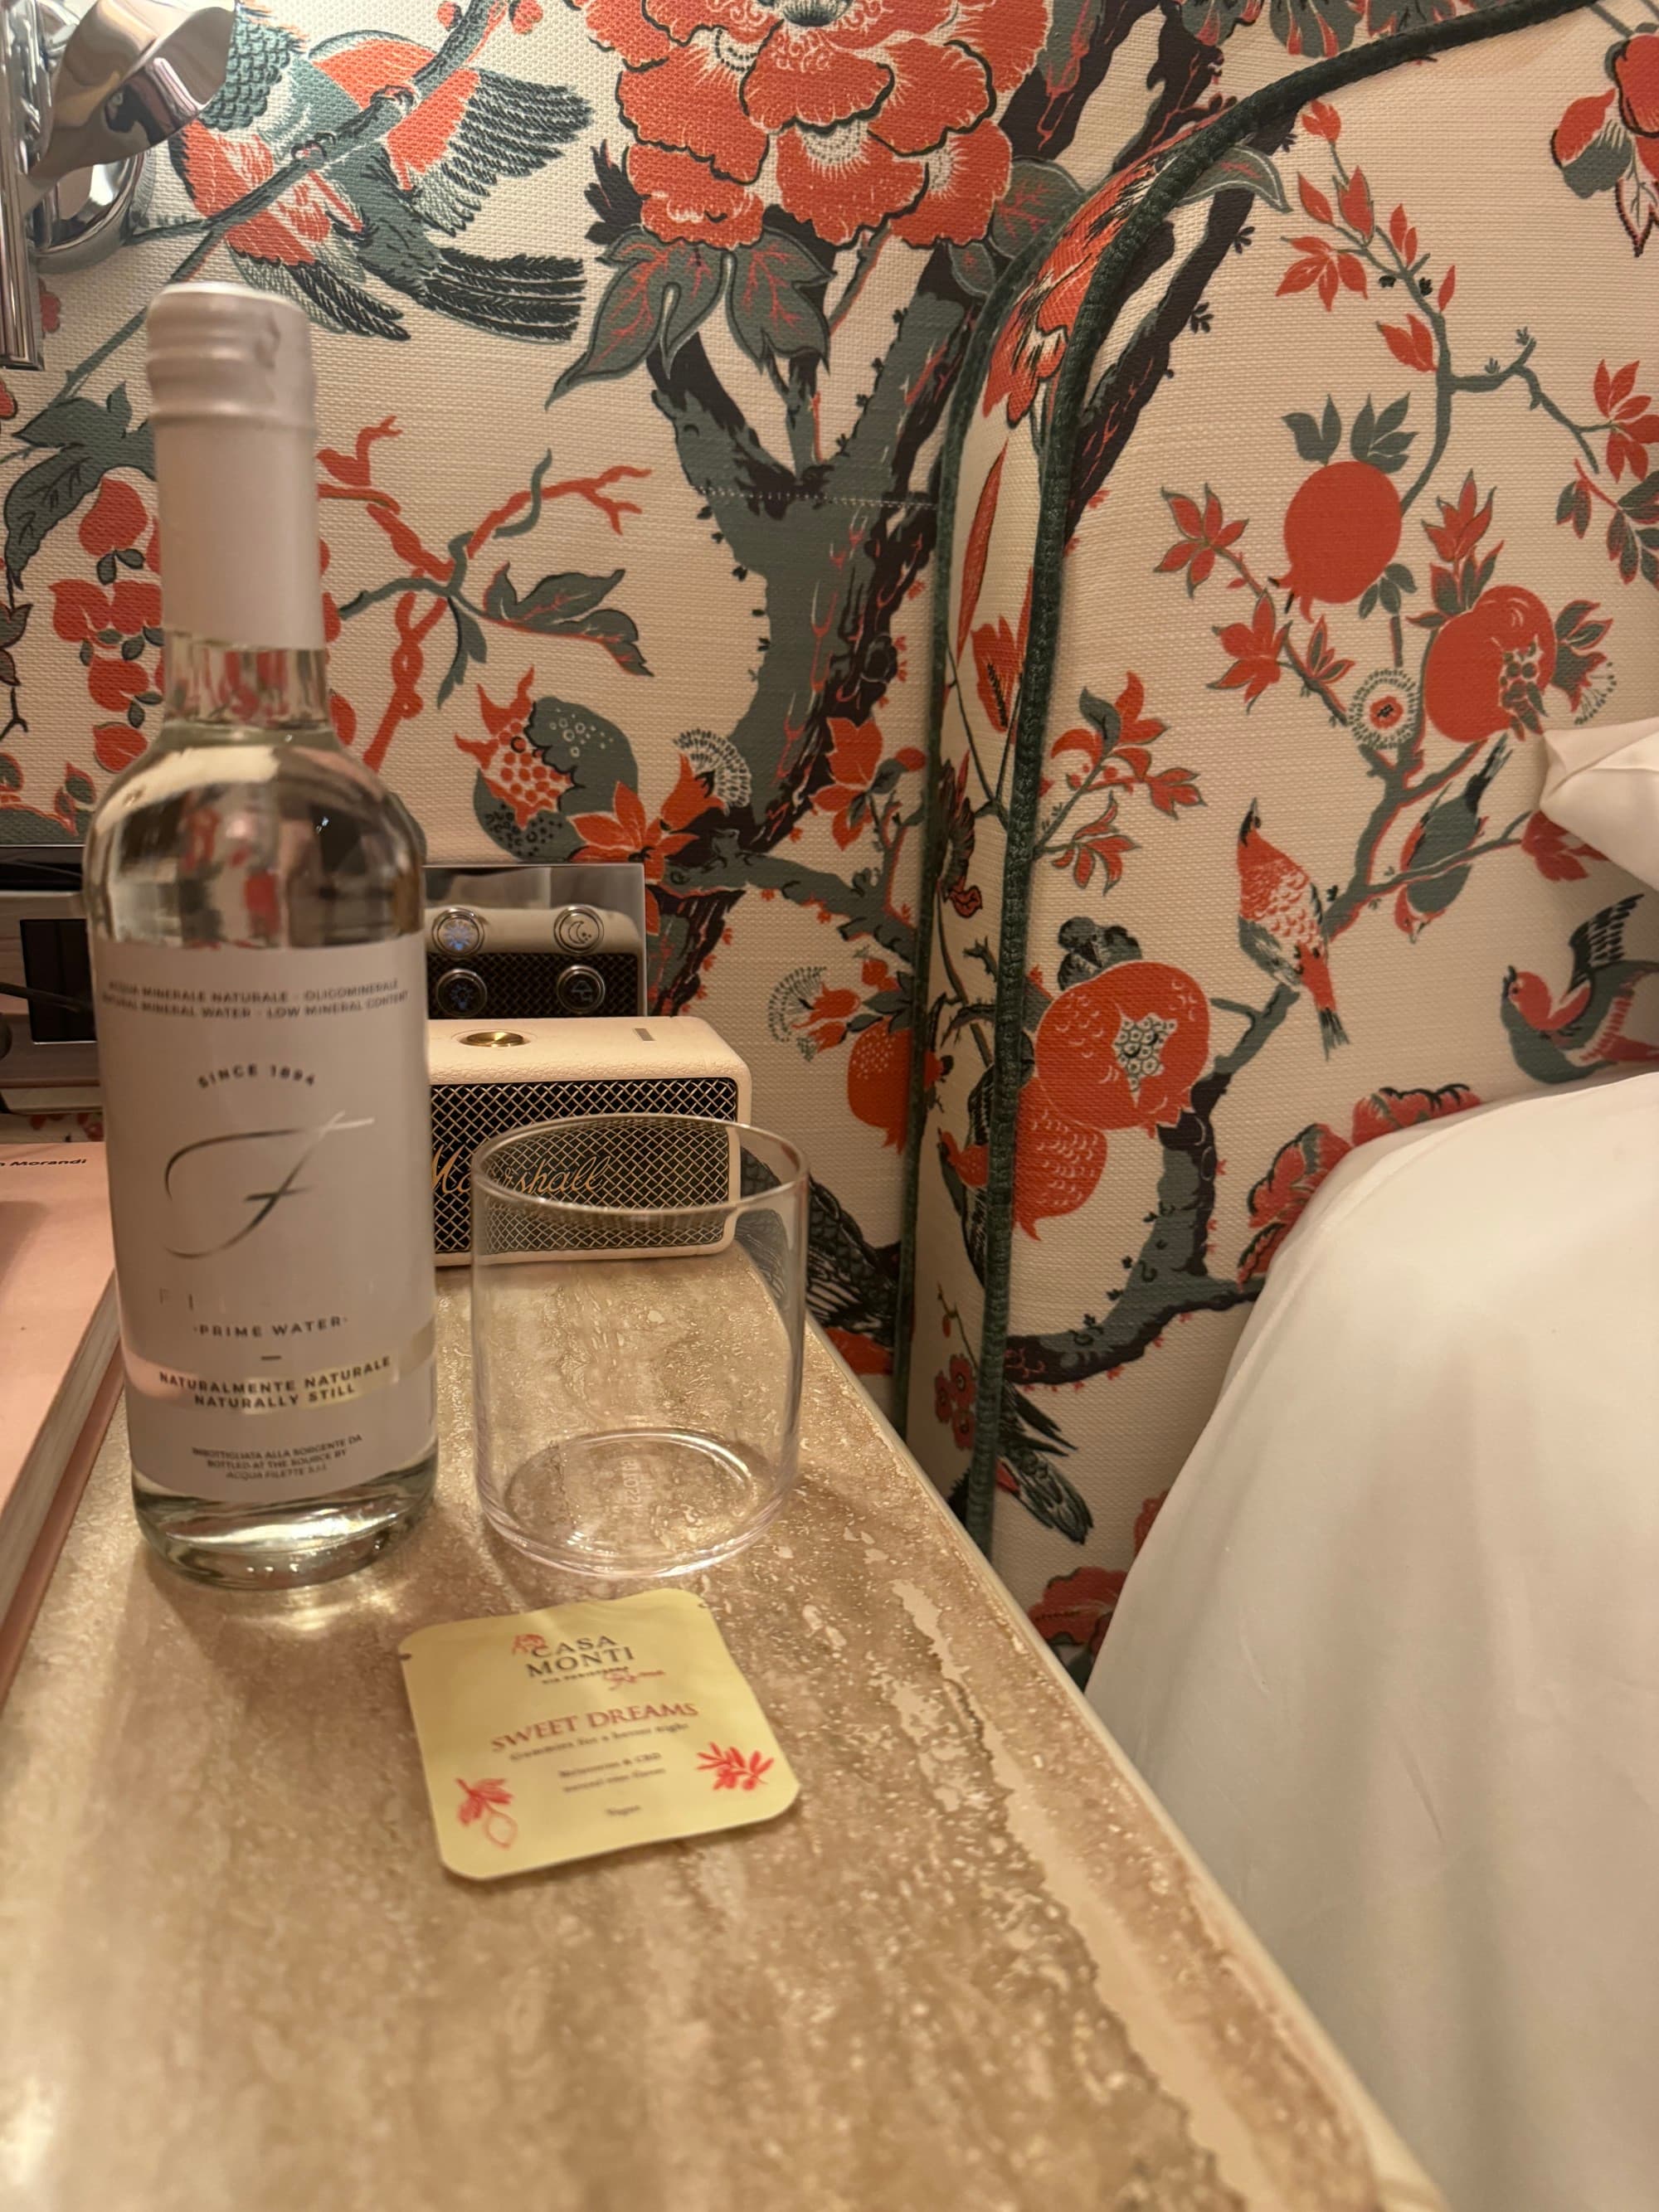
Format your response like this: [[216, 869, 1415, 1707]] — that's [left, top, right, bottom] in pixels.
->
[[1237, 800, 1347, 1052], [805, 1176, 900, 1359], [1392, 748, 1506, 942], [1501, 895, 1659, 1083], [169, 7, 588, 342]]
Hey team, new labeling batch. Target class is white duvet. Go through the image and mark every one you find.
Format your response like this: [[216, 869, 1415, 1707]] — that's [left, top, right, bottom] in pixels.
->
[[1090, 1072, 1659, 2212]]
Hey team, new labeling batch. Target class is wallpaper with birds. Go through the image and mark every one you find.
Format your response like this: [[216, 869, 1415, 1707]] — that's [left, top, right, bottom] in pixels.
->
[[0, 0, 1305, 1404], [0, 0, 1655, 1642], [911, 0, 1659, 1660]]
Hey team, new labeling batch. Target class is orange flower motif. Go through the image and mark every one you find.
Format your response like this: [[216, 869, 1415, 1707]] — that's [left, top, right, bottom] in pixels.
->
[[812, 718, 922, 848], [572, 756, 711, 926], [813, 717, 880, 847], [568, 0, 1044, 250]]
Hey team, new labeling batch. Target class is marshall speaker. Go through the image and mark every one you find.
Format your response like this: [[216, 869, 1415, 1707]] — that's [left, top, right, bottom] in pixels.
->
[[428, 1017, 750, 1261], [424, 860, 645, 1023]]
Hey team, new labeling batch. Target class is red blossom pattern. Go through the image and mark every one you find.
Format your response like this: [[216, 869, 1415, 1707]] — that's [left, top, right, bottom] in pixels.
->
[[1213, 594, 1287, 704], [811, 717, 921, 848], [571, 758, 712, 926], [1553, 32, 1659, 252], [570, 0, 1045, 249], [1594, 359, 1659, 483], [1156, 488, 1245, 595]]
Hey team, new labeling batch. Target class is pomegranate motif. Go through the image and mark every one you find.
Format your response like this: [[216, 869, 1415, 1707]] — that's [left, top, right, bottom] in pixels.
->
[[1423, 586, 1557, 745], [1011, 1076, 1109, 1234], [941, 1076, 1109, 1237], [847, 1018, 912, 1149], [1276, 460, 1403, 618], [1034, 961, 1210, 1134]]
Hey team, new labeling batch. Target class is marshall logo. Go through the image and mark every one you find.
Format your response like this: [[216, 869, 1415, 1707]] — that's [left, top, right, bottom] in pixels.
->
[[512, 1631, 634, 1677], [434, 1151, 604, 1201], [164, 1111, 374, 1257]]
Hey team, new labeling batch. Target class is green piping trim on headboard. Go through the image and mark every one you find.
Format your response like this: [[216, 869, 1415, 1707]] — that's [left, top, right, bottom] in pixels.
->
[[903, 0, 1598, 1548], [893, 230, 1053, 1436]]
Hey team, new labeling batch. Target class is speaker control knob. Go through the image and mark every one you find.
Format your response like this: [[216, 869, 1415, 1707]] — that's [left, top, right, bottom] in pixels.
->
[[435, 967, 489, 1017], [555, 964, 606, 1016]]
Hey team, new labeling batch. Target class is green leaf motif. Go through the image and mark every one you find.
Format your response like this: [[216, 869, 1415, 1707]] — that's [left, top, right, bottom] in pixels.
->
[[1178, 0, 1260, 44], [570, 606, 649, 675], [1350, 392, 1413, 474], [483, 566, 649, 675], [1179, 146, 1290, 216], [726, 231, 830, 371], [1557, 479, 1592, 537], [437, 605, 488, 708], [1619, 469, 1659, 526], [1269, 0, 1361, 51], [554, 231, 725, 396], [0, 600, 31, 654], [990, 161, 1085, 259], [1364, 561, 1416, 617], [7, 450, 105, 587], [1077, 687, 1121, 748], [1607, 509, 1638, 585], [1038, 0, 1111, 86], [662, 244, 725, 359], [1284, 396, 1341, 466], [5, 386, 153, 584], [485, 567, 624, 626], [949, 241, 998, 299], [1366, 0, 1465, 31]]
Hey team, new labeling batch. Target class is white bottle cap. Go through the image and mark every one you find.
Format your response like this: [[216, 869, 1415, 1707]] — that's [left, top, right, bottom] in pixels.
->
[[144, 282, 325, 650]]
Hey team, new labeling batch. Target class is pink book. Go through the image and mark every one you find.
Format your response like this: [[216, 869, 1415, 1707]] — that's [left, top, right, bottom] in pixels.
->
[[0, 1144, 119, 1704]]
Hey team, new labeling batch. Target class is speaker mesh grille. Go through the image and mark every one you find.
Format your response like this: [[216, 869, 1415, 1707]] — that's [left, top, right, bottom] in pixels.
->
[[426, 950, 641, 1018], [431, 1074, 740, 1253]]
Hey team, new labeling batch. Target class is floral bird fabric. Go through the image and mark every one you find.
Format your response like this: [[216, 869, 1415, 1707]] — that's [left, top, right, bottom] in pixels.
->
[[1, 0, 1649, 1653], [0, 0, 1326, 1372], [911, 0, 1659, 1675]]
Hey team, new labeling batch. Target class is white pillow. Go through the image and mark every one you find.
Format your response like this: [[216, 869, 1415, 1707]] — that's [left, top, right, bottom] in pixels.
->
[[1541, 717, 1659, 890]]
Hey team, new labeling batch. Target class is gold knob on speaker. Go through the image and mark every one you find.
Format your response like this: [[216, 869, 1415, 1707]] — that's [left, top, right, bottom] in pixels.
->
[[460, 1030, 528, 1048]]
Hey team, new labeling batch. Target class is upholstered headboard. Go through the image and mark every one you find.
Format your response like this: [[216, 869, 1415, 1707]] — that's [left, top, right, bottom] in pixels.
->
[[904, 0, 1659, 1676], [5, 0, 1654, 1663]]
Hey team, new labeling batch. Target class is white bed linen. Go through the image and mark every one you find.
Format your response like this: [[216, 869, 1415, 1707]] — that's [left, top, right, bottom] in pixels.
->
[[1089, 1072, 1659, 2212], [1542, 717, 1659, 891]]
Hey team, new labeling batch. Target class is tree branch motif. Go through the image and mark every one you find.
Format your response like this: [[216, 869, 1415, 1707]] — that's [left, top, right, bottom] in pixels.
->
[[941, 107, 1637, 1510]]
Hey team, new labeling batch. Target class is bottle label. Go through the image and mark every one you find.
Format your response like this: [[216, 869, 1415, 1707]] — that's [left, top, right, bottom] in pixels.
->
[[93, 936, 435, 1505]]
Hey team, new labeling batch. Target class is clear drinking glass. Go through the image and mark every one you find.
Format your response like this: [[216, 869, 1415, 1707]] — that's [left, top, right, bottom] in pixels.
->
[[470, 1115, 807, 1577]]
